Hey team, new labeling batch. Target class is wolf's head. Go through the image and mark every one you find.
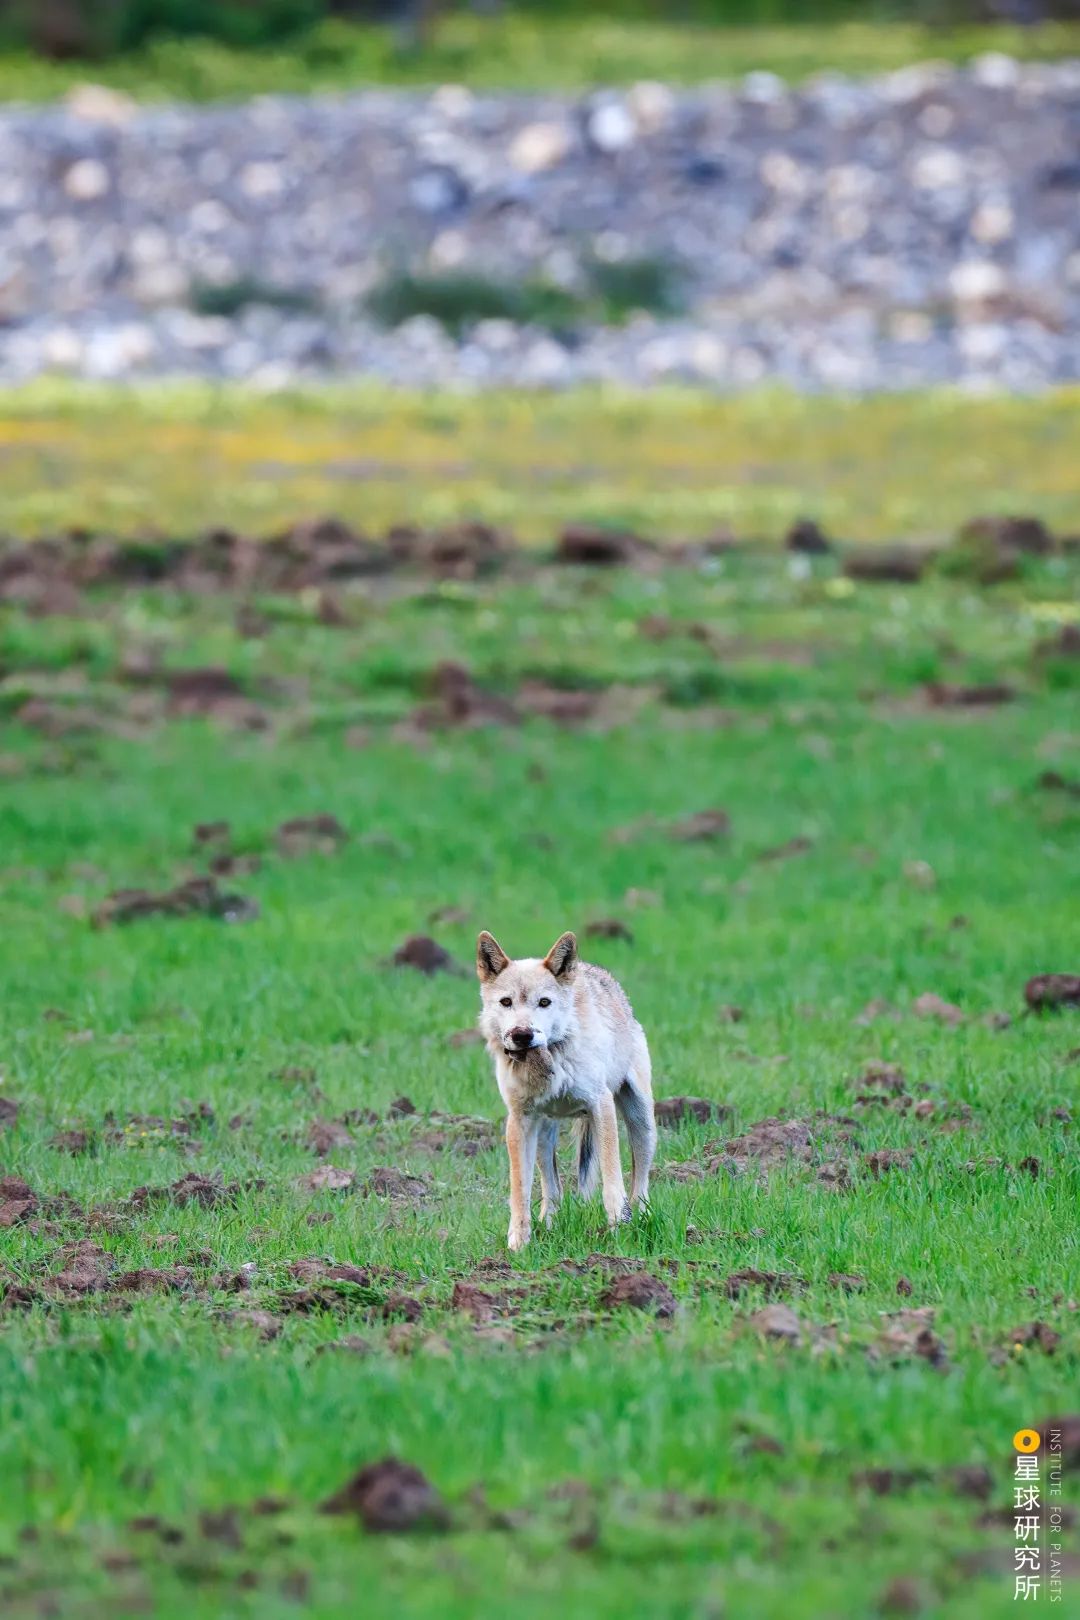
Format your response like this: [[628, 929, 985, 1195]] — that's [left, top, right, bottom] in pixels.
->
[[476, 930, 578, 1058]]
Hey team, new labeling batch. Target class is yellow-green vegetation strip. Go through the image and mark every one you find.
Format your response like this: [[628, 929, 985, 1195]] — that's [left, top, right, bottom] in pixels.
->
[[1, 382, 1078, 542], [0, 19, 1079, 101]]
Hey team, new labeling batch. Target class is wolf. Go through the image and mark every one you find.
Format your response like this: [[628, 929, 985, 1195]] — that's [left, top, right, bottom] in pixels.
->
[[476, 929, 656, 1251]]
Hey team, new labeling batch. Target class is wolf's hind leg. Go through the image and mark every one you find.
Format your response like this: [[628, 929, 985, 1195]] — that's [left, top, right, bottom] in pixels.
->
[[573, 1116, 599, 1199], [538, 1119, 561, 1225], [617, 1057, 656, 1210]]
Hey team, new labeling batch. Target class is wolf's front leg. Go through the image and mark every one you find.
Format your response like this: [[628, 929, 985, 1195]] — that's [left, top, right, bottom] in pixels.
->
[[537, 1118, 561, 1226], [593, 1091, 629, 1229], [505, 1112, 540, 1251]]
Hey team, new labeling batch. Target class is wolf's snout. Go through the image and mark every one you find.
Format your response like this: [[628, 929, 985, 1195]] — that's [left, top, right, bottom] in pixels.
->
[[508, 1026, 534, 1051]]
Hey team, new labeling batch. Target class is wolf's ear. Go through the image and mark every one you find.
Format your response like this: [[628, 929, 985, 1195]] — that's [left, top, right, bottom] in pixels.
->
[[543, 931, 578, 979], [477, 931, 510, 982]]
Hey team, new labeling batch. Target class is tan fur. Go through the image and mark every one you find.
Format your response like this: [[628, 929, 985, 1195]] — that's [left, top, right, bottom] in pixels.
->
[[477, 930, 655, 1251]]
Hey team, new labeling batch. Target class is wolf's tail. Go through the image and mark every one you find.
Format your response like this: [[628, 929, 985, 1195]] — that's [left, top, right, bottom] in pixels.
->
[[574, 1117, 599, 1199]]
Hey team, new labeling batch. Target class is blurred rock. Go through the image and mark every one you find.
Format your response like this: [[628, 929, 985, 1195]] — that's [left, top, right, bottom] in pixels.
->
[[0, 64, 1077, 388], [508, 121, 571, 175]]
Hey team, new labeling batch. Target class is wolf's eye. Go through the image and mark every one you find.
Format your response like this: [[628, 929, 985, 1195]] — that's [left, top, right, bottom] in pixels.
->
[[499, 996, 512, 1008], [538, 997, 551, 1008]]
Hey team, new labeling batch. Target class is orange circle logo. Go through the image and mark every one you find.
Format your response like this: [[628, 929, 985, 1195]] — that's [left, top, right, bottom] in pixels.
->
[[1014, 1429, 1041, 1454]]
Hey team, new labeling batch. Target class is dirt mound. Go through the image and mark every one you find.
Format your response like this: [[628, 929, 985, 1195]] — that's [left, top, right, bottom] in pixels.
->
[[1026, 974, 1080, 1011], [598, 1273, 676, 1317], [322, 1458, 448, 1532]]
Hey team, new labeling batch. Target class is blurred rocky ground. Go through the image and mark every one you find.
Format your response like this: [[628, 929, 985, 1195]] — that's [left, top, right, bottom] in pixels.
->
[[1, 54, 1079, 389]]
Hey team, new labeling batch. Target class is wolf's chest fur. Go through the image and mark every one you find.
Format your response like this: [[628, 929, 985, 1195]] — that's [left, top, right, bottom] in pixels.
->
[[492, 1041, 593, 1118]]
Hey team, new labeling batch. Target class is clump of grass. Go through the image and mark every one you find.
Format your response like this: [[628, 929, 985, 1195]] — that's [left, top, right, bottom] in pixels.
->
[[189, 277, 320, 318], [366, 270, 585, 337], [367, 257, 683, 336], [585, 254, 684, 322]]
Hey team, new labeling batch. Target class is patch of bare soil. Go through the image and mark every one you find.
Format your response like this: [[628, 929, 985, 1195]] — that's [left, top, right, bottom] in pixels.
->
[[725, 1269, 805, 1299], [412, 662, 519, 730], [296, 1165, 354, 1193], [661, 1109, 915, 1189], [305, 1119, 353, 1156], [865, 1149, 914, 1178], [911, 991, 966, 1025], [408, 1114, 498, 1157], [725, 1116, 815, 1169], [46, 1239, 114, 1295], [362, 1167, 431, 1201], [654, 1096, 731, 1127], [388, 521, 504, 579], [389, 934, 462, 975], [104, 1103, 215, 1151], [755, 836, 814, 863], [449, 1281, 511, 1324], [948, 514, 1054, 582], [428, 904, 470, 927], [288, 1262, 405, 1293], [322, 1458, 449, 1532], [1037, 769, 1080, 797], [850, 1062, 972, 1128], [598, 1273, 676, 1318], [128, 1170, 246, 1209], [923, 680, 1016, 708], [111, 1266, 195, 1295], [524, 680, 653, 729], [853, 997, 900, 1025], [316, 1335, 373, 1356], [1034, 623, 1080, 662], [873, 1307, 947, 1368], [93, 875, 258, 927], [163, 667, 266, 729], [854, 1060, 906, 1095], [275, 814, 348, 857], [1026, 973, 1080, 1011], [843, 545, 931, 583], [668, 808, 731, 842], [555, 525, 645, 567], [786, 518, 832, 554], [747, 1303, 802, 1343], [1004, 1321, 1061, 1354], [0, 1179, 38, 1224], [637, 613, 714, 644], [222, 1308, 282, 1340], [583, 917, 633, 943], [48, 1128, 92, 1154]]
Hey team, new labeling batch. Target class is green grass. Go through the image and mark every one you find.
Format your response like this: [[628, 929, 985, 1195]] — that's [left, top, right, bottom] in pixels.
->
[[1, 15, 1079, 102], [367, 258, 683, 337], [1, 382, 1080, 542], [0, 388, 1078, 1619]]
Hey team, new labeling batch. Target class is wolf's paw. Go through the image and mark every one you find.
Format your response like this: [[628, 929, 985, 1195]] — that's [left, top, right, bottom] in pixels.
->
[[604, 1194, 631, 1229], [507, 1222, 532, 1252]]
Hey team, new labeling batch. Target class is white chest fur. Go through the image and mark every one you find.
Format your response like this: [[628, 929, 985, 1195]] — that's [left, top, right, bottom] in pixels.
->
[[494, 1045, 592, 1118]]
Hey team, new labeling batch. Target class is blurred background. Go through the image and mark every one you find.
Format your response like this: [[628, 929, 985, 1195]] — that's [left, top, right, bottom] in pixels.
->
[[0, 0, 1079, 391]]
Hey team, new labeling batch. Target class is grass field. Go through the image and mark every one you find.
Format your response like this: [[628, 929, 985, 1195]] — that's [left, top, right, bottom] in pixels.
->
[[1, 16, 1079, 102], [0, 386, 1078, 1619], [2, 383, 1080, 541]]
